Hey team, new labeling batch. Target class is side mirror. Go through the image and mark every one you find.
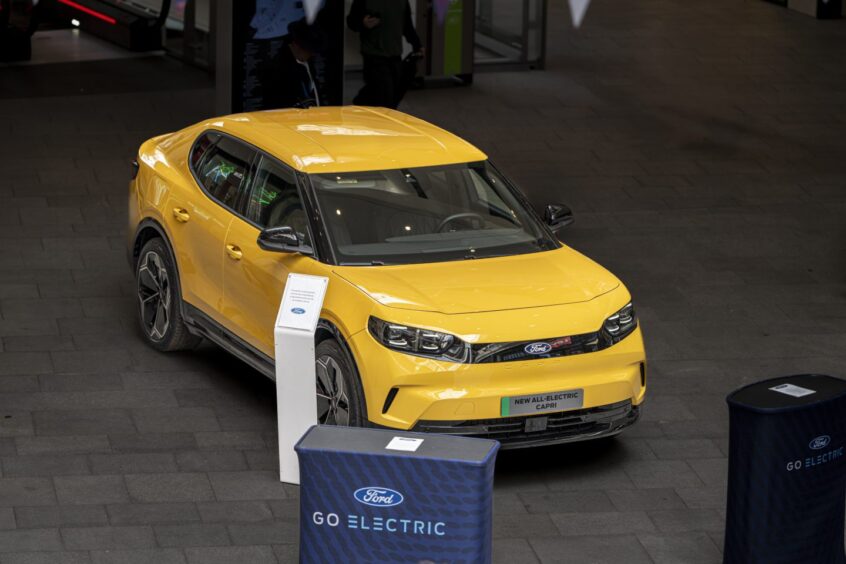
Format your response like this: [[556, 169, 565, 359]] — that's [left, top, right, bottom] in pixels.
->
[[257, 226, 313, 255], [544, 204, 575, 231]]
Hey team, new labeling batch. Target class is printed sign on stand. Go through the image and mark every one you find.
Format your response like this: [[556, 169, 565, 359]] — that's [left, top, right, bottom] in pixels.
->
[[275, 273, 329, 485]]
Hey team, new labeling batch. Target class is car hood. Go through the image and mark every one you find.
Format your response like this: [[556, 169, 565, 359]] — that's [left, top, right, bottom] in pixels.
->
[[333, 247, 621, 314]]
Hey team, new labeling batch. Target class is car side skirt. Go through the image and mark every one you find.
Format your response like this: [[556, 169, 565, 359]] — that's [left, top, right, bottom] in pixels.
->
[[182, 303, 276, 380]]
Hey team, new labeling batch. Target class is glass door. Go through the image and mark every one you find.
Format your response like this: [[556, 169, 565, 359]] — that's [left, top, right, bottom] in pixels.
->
[[162, 0, 213, 68], [123, 0, 212, 67], [474, 0, 545, 69]]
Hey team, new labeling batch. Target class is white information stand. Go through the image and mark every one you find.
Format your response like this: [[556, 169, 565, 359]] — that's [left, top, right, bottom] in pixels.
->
[[274, 273, 329, 485]]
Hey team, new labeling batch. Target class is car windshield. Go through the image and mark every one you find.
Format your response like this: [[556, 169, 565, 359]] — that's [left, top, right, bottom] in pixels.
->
[[308, 161, 559, 265]]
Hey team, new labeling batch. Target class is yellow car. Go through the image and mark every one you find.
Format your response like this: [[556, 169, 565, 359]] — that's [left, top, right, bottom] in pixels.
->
[[128, 107, 646, 447]]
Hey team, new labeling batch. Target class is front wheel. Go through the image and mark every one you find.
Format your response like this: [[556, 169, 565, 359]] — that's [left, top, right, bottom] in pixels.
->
[[315, 339, 367, 427]]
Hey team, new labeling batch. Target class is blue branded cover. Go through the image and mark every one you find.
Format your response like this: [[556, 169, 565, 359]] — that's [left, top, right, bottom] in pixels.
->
[[295, 425, 499, 564], [724, 374, 846, 564]]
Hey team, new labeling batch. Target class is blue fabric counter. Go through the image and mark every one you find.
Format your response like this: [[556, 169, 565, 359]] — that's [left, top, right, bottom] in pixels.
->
[[295, 425, 499, 563], [724, 374, 846, 564]]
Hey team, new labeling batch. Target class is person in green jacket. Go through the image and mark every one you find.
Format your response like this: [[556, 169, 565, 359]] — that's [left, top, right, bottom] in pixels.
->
[[347, 0, 423, 109]]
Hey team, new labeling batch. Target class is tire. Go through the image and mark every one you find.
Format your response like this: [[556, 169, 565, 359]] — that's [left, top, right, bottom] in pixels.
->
[[315, 339, 368, 427], [135, 238, 201, 352]]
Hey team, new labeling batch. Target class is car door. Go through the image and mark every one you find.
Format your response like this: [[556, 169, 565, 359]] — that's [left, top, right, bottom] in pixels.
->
[[221, 154, 316, 357], [167, 132, 256, 323]]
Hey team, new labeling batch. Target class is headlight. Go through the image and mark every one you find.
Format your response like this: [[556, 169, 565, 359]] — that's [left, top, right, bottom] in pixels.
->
[[600, 302, 637, 346], [368, 317, 470, 363]]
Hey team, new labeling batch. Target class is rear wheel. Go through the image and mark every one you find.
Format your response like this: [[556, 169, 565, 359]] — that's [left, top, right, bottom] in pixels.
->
[[135, 238, 201, 351], [315, 339, 367, 427]]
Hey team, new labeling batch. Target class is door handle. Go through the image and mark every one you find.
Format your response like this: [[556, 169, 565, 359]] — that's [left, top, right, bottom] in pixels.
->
[[226, 244, 243, 261], [172, 208, 190, 223]]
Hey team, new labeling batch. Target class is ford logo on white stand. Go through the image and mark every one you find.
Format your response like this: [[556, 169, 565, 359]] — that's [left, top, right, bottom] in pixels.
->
[[524, 342, 552, 355], [354, 486, 404, 507], [810, 435, 831, 450], [291, 307, 306, 315]]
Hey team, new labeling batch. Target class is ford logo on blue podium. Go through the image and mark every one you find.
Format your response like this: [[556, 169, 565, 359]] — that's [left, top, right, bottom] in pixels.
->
[[291, 307, 306, 315], [354, 486, 404, 507], [524, 342, 552, 355], [810, 435, 831, 450]]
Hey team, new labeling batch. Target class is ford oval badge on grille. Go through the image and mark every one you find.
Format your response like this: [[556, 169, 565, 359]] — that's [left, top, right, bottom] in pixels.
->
[[810, 435, 831, 450], [524, 342, 552, 355], [354, 487, 404, 507]]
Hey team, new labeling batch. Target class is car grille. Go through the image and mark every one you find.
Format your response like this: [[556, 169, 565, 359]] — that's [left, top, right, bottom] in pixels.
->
[[412, 400, 637, 448], [468, 323, 636, 364], [471, 331, 603, 363]]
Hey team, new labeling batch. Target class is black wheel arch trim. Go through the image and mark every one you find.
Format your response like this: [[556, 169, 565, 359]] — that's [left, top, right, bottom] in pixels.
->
[[131, 218, 177, 270], [316, 319, 370, 419], [131, 218, 193, 330]]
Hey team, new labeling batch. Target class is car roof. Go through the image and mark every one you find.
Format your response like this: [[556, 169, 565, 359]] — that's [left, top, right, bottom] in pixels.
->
[[199, 106, 488, 174]]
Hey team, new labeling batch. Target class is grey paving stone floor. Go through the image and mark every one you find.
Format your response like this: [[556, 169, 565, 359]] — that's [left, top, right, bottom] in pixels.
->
[[1, 0, 845, 562]]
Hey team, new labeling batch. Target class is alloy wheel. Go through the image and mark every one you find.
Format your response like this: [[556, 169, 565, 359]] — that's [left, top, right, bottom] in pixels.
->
[[315, 355, 350, 425], [137, 251, 171, 342]]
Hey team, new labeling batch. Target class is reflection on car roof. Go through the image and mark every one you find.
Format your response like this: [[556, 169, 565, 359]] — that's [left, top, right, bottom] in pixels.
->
[[201, 106, 488, 175]]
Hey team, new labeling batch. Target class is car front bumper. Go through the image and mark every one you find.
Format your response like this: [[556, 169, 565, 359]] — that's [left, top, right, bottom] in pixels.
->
[[412, 399, 640, 449], [348, 325, 647, 436]]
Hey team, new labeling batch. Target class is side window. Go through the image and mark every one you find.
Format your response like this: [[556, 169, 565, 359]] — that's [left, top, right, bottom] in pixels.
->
[[246, 156, 311, 246], [194, 135, 255, 211], [190, 132, 219, 170]]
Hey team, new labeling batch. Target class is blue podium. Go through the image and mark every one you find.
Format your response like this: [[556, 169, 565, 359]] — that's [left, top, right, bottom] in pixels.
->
[[724, 374, 846, 564], [295, 425, 500, 563]]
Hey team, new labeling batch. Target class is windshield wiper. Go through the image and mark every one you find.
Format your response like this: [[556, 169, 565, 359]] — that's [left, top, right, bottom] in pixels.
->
[[339, 260, 388, 266], [463, 252, 511, 261]]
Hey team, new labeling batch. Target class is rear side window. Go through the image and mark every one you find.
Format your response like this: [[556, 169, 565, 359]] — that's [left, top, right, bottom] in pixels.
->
[[194, 135, 255, 210], [190, 132, 219, 169]]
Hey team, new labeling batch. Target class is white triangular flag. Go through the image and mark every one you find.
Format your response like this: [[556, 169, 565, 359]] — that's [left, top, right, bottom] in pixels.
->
[[568, 0, 591, 28], [303, 0, 325, 24]]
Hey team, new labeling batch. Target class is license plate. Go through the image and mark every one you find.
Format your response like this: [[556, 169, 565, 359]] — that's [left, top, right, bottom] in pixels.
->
[[501, 389, 583, 417]]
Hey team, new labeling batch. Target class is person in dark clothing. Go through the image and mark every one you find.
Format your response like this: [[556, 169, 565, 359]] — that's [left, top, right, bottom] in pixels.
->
[[253, 18, 328, 111], [347, 0, 423, 109], [280, 19, 328, 108], [241, 15, 328, 111]]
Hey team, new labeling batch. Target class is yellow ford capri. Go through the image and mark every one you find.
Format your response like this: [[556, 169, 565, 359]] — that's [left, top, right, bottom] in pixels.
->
[[128, 106, 646, 447]]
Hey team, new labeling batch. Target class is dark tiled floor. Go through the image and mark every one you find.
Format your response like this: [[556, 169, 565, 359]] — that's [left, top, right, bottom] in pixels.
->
[[2, 0, 846, 562]]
